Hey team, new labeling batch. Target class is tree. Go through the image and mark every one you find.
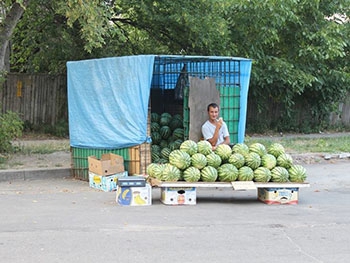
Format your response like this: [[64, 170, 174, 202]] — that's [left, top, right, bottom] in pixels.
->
[[0, 0, 30, 77]]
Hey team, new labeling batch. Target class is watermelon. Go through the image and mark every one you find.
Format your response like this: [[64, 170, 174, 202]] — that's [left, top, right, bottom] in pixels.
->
[[151, 122, 160, 132], [151, 151, 160, 162], [162, 163, 181, 181], [215, 144, 232, 162], [261, 154, 277, 170], [151, 131, 162, 145], [288, 164, 307, 182], [206, 152, 222, 168], [245, 152, 261, 169], [151, 112, 160, 123], [191, 153, 207, 169], [197, 140, 213, 155], [249, 143, 267, 157], [217, 163, 238, 182], [151, 163, 166, 180], [159, 125, 172, 139], [159, 140, 168, 149], [173, 139, 183, 148], [151, 144, 161, 154], [270, 166, 290, 182], [200, 166, 218, 182], [160, 147, 171, 160], [183, 166, 201, 182], [146, 163, 158, 177], [253, 167, 272, 182], [169, 115, 183, 130], [180, 140, 198, 156], [169, 149, 191, 170], [277, 153, 293, 169], [268, 143, 285, 158], [159, 112, 172, 126], [238, 166, 254, 181], [228, 153, 245, 168], [172, 128, 184, 140], [232, 143, 249, 155]]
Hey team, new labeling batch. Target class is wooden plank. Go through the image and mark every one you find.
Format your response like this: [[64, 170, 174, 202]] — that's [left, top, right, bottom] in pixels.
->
[[154, 181, 310, 189]]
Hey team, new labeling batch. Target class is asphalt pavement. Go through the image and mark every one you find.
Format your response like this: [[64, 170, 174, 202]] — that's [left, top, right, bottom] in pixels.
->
[[0, 160, 349, 263]]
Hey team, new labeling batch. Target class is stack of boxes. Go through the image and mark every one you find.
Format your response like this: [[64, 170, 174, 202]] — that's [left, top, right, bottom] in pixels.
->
[[88, 153, 128, 192]]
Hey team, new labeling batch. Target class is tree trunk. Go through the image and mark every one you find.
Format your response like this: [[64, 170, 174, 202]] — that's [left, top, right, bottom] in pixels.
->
[[0, 1, 30, 73]]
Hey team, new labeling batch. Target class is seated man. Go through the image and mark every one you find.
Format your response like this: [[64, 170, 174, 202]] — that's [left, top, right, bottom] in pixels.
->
[[201, 103, 230, 150]]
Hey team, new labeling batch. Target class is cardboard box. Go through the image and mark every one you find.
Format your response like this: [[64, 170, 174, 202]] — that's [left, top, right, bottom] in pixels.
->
[[161, 187, 197, 205], [116, 183, 152, 206], [88, 153, 124, 176], [89, 171, 128, 192], [257, 187, 299, 205]]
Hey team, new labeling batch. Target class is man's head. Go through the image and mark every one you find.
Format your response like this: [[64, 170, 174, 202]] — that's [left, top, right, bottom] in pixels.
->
[[207, 103, 220, 121]]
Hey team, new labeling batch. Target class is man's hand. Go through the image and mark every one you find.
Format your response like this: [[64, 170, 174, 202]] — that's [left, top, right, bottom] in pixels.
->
[[216, 117, 223, 129]]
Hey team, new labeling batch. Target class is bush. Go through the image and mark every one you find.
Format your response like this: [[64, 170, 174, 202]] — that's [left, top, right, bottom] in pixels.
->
[[0, 111, 24, 153]]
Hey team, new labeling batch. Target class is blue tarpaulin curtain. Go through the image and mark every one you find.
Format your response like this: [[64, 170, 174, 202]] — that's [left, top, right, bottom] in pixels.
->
[[67, 55, 155, 149]]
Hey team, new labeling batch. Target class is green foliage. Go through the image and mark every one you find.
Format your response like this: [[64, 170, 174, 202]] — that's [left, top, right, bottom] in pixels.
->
[[24, 119, 69, 138], [0, 111, 24, 153], [4, 0, 350, 132]]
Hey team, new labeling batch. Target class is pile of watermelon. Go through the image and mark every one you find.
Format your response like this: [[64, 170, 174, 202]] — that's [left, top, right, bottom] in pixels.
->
[[147, 140, 307, 183], [150, 112, 185, 164]]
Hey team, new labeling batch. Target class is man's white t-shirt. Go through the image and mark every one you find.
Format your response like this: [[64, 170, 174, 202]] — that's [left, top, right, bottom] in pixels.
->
[[201, 120, 230, 146]]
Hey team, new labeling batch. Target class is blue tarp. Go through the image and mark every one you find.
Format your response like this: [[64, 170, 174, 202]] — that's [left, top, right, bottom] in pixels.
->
[[67, 55, 155, 148]]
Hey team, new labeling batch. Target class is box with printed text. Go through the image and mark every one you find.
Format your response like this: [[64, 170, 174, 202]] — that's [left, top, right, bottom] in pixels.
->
[[89, 171, 128, 192], [257, 187, 299, 205], [116, 183, 152, 206], [161, 187, 197, 205]]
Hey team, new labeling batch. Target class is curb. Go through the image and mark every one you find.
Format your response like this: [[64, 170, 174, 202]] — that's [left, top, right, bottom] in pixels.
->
[[0, 168, 71, 182]]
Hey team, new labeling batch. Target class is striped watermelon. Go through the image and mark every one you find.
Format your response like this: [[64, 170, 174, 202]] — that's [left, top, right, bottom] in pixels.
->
[[169, 149, 191, 170], [215, 144, 232, 162], [151, 112, 160, 123], [159, 126, 172, 139], [151, 131, 162, 145], [160, 147, 171, 160], [253, 167, 272, 182], [261, 154, 277, 170], [191, 153, 207, 169], [238, 166, 254, 181], [151, 122, 160, 132], [249, 143, 267, 157], [180, 140, 198, 156], [271, 166, 290, 182], [228, 153, 245, 168], [206, 153, 222, 168], [159, 112, 172, 126], [197, 140, 213, 155], [183, 167, 201, 182], [245, 152, 261, 169], [200, 166, 218, 182], [232, 143, 249, 155], [277, 153, 293, 169], [172, 128, 184, 140], [162, 163, 181, 181], [217, 163, 238, 182], [288, 164, 307, 182], [268, 143, 285, 158]]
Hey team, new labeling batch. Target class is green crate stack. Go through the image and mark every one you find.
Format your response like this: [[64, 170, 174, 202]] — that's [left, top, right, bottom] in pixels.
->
[[71, 147, 131, 181]]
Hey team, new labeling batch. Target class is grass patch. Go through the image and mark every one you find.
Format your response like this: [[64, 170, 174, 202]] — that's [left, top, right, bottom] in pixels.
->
[[245, 135, 350, 154]]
